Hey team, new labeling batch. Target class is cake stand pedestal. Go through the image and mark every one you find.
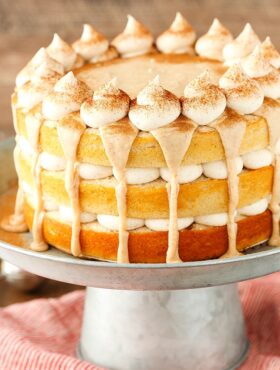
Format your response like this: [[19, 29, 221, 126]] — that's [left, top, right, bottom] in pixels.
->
[[1, 139, 280, 370]]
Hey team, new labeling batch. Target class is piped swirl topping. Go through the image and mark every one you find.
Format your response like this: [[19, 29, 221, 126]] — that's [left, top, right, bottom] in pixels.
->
[[219, 64, 264, 114], [242, 45, 280, 99], [80, 78, 130, 127], [72, 24, 111, 61], [42, 72, 91, 120], [223, 23, 260, 65], [112, 15, 153, 58], [156, 12, 196, 54], [195, 18, 233, 61], [16, 47, 64, 88], [47, 34, 82, 71], [17, 62, 63, 111], [259, 37, 280, 69], [181, 71, 226, 125], [129, 76, 181, 131]]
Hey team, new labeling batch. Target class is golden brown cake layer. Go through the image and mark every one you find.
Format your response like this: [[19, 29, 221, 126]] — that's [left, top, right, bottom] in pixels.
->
[[24, 200, 272, 263], [16, 109, 269, 167], [19, 153, 273, 218]]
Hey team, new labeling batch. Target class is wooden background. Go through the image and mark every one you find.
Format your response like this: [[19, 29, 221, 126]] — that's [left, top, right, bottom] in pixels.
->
[[0, 0, 280, 305]]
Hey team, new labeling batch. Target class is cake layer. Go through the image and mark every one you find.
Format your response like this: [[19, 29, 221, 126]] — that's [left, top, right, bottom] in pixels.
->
[[18, 154, 273, 218], [16, 109, 269, 167], [24, 200, 272, 263]]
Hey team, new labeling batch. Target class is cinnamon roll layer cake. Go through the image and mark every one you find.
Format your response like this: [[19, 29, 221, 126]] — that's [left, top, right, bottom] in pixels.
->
[[2, 13, 280, 263]]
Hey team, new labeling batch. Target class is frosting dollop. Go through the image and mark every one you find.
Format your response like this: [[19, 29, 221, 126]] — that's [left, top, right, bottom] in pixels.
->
[[181, 71, 226, 125], [219, 64, 264, 114], [223, 23, 260, 65], [17, 62, 63, 110], [42, 72, 91, 120], [47, 33, 81, 70], [128, 76, 181, 131], [242, 45, 280, 99], [80, 78, 130, 127], [195, 18, 233, 61], [72, 24, 112, 61], [16, 47, 64, 88], [259, 37, 280, 69], [156, 12, 196, 54], [112, 15, 153, 58]]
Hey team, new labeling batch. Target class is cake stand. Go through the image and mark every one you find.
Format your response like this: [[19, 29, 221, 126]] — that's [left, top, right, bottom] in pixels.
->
[[1, 138, 280, 370]]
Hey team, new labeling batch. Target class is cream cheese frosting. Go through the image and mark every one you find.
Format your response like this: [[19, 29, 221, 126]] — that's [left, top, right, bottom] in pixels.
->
[[113, 167, 160, 185], [16, 48, 64, 88], [194, 212, 230, 227], [195, 18, 233, 61], [259, 37, 280, 69], [42, 72, 92, 120], [160, 164, 202, 183], [129, 76, 181, 131], [219, 64, 264, 114], [72, 24, 110, 61], [112, 15, 153, 58], [242, 45, 280, 99], [242, 149, 273, 169], [47, 33, 82, 71], [59, 205, 96, 224], [78, 163, 113, 180], [97, 214, 144, 231], [181, 71, 226, 125], [80, 78, 130, 128], [238, 198, 268, 216], [39, 152, 66, 171], [145, 217, 194, 231], [223, 23, 260, 65], [156, 12, 196, 54], [202, 157, 243, 179]]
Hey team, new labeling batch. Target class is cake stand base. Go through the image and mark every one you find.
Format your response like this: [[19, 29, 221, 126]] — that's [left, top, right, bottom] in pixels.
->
[[78, 284, 249, 370]]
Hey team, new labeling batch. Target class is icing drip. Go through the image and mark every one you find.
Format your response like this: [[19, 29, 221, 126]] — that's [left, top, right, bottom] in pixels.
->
[[212, 110, 246, 258], [26, 112, 48, 251], [57, 116, 86, 256], [152, 119, 197, 263], [1, 94, 28, 233], [100, 119, 138, 263], [255, 98, 280, 246]]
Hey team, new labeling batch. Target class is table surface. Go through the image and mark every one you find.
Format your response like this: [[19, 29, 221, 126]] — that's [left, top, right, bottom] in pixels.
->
[[0, 0, 280, 306]]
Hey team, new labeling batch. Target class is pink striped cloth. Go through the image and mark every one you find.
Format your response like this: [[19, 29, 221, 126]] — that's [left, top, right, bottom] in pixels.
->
[[0, 273, 280, 370]]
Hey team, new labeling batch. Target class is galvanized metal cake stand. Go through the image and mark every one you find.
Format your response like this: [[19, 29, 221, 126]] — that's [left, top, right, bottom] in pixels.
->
[[1, 138, 280, 370]]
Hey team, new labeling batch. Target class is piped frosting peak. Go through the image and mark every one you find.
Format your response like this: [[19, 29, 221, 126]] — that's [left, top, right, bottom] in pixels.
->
[[112, 15, 153, 58], [181, 71, 226, 125], [195, 18, 233, 61], [80, 78, 130, 128], [223, 23, 260, 64], [242, 45, 280, 99], [156, 12, 196, 54], [259, 37, 280, 69], [47, 33, 81, 70], [72, 24, 111, 61], [16, 47, 64, 88], [129, 76, 181, 131], [219, 64, 264, 114], [42, 72, 91, 120]]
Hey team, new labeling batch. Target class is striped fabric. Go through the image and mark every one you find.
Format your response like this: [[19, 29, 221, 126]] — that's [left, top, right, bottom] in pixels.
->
[[0, 273, 280, 370]]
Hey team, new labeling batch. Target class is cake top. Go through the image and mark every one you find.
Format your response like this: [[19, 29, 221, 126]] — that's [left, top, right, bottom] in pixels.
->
[[14, 14, 280, 128]]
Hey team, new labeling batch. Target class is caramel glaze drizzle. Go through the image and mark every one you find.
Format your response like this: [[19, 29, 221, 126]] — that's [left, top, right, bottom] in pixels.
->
[[0, 94, 28, 233], [100, 118, 138, 263], [26, 111, 49, 251], [255, 98, 280, 247], [212, 109, 246, 258], [57, 114, 86, 257], [152, 117, 197, 263]]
